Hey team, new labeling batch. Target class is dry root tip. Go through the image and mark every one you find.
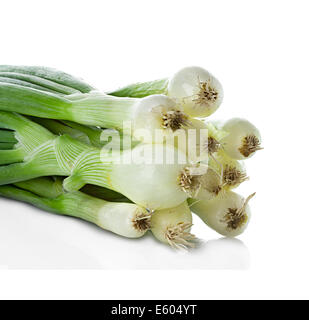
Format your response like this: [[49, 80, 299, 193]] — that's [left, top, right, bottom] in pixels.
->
[[132, 210, 152, 232], [179, 167, 202, 198], [222, 208, 248, 231], [193, 79, 219, 107], [165, 222, 197, 250], [221, 192, 256, 230], [223, 166, 248, 187], [239, 135, 263, 157], [207, 136, 221, 154], [162, 110, 189, 131]]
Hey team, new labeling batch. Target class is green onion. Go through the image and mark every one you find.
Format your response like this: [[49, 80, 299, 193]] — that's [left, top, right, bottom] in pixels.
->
[[0, 83, 195, 145], [0, 182, 150, 238], [189, 191, 255, 237], [151, 201, 196, 249], [220, 118, 262, 160], [0, 111, 207, 210], [79, 183, 196, 249], [0, 66, 261, 248], [110, 66, 223, 118]]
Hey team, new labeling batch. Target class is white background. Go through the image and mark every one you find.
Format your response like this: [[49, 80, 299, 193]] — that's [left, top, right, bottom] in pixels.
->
[[0, 0, 308, 299]]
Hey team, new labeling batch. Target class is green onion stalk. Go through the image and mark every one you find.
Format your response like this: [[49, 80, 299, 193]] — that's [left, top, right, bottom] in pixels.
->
[[0, 65, 94, 94], [77, 180, 196, 249], [0, 79, 198, 148], [82, 184, 196, 248], [0, 178, 151, 239], [109, 66, 224, 118]]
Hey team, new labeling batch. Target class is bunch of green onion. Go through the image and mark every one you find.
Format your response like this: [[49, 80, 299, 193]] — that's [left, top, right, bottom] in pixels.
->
[[0, 65, 262, 249]]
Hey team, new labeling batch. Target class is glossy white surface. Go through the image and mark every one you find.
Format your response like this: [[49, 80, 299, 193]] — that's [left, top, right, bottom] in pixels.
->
[[0, 201, 250, 270], [0, 0, 308, 299]]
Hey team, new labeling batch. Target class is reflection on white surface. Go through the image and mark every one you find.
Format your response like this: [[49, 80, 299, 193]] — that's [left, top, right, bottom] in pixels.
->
[[194, 238, 250, 270], [0, 199, 250, 270], [128, 236, 251, 270]]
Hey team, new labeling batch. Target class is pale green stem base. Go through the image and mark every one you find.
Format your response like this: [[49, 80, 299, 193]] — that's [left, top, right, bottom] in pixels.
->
[[0, 185, 102, 225]]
